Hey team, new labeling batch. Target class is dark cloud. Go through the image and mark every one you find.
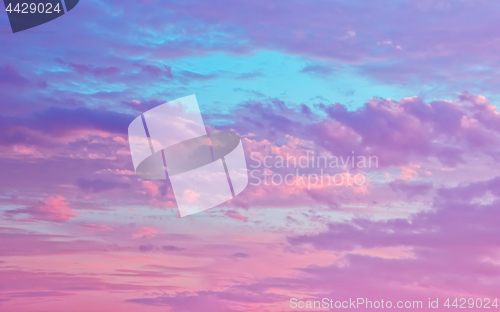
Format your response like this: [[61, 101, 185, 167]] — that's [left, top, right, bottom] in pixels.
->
[[389, 179, 433, 199], [77, 178, 130, 193], [162, 245, 185, 252], [230, 252, 249, 259], [69, 63, 121, 77]]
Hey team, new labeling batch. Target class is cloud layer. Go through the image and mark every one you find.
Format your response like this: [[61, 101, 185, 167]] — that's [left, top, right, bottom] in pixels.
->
[[2, 0, 500, 311]]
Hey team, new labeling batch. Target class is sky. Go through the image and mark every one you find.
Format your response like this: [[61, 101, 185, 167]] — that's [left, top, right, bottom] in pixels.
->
[[2, 0, 500, 311]]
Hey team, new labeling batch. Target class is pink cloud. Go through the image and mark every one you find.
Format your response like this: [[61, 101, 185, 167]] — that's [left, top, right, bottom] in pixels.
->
[[132, 227, 159, 239], [6, 196, 78, 223], [224, 210, 248, 222]]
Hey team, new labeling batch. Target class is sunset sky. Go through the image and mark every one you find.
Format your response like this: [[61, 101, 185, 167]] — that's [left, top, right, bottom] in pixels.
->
[[2, 0, 500, 311]]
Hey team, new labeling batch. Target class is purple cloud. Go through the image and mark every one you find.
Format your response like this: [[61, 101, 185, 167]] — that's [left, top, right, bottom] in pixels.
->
[[77, 178, 130, 193]]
